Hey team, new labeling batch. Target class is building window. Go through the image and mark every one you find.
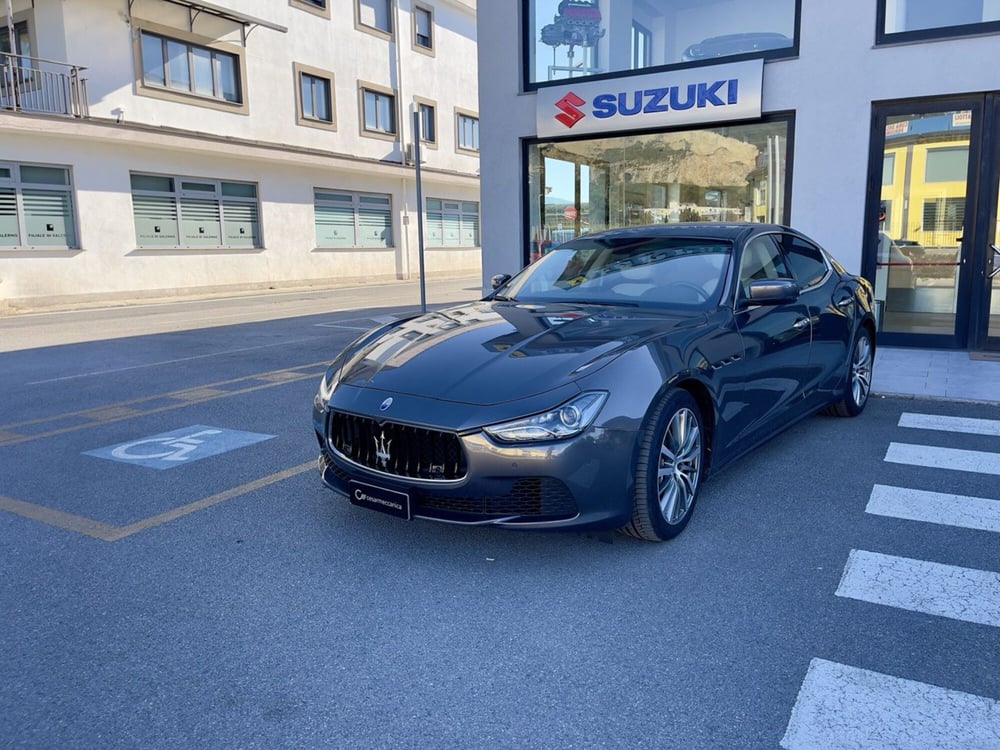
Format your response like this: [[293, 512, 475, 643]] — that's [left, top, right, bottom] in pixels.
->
[[290, 0, 330, 17], [130, 173, 260, 249], [878, 0, 1000, 43], [137, 27, 245, 109], [527, 0, 797, 87], [418, 101, 436, 144], [426, 199, 480, 247], [526, 118, 790, 261], [413, 5, 434, 52], [0, 20, 31, 57], [314, 190, 393, 248], [357, 0, 393, 37], [631, 21, 652, 69], [457, 112, 479, 152], [0, 162, 78, 249], [295, 64, 336, 130], [361, 85, 397, 136]]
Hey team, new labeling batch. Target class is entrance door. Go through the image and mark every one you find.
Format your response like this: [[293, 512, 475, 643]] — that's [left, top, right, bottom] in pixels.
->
[[868, 95, 1000, 351]]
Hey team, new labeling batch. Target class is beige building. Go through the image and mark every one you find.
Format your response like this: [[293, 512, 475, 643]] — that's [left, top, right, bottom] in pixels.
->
[[1, 0, 480, 311]]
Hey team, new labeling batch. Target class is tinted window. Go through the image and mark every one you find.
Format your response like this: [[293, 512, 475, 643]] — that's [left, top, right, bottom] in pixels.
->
[[739, 235, 791, 296], [779, 234, 828, 288]]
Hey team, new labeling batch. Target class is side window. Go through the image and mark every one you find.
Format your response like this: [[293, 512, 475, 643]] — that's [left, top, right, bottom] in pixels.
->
[[739, 236, 791, 297], [779, 234, 829, 288]]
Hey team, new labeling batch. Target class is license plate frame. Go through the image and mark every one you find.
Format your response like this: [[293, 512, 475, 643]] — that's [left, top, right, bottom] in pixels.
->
[[348, 480, 411, 521]]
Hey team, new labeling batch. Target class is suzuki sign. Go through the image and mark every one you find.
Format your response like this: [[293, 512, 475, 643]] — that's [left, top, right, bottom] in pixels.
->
[[535, 60, 763, 138]]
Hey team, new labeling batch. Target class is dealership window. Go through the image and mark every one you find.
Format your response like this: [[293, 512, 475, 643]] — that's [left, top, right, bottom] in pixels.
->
[[136, 26, 245, 110], [130, 173, 260, 249], [295, 64, 335, 130], [357, 0, 393, 37], [413, 5, 434, 52], [527, 0, 797, 87], [361, 85, 397, 137], [878, 0, 1000, 43], [314, 190, 393, 248], [426, 199, 480, 246], [0, 162, 78, 249], [526, 119, 790, 261], [457, 112, 479, 152]]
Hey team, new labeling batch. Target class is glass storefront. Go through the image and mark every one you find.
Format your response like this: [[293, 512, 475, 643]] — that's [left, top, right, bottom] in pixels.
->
[[527, 0, 796, 86], [526, 119, 789, 262], [874, 110, 971, 336]]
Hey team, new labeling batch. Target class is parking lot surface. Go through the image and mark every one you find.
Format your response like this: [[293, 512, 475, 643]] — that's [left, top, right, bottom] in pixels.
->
[[2, 286, 999, 748]]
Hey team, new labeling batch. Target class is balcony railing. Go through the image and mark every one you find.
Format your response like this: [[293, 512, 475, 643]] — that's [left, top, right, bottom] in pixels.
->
[[0, 52, 89, 118]]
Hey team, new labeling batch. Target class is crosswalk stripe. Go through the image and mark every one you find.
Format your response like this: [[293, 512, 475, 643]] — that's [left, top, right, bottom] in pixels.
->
[[781, 658, 1000, 749], [885, 442, 1000, 476], [836, 550, 1000, 627], [867, 484, 1000, 534], [899, 412, 1000, 436]]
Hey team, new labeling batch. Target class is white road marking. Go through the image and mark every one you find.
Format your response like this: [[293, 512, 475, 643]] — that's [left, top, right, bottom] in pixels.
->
[[781, 658, 1000, 749], [885, 442, 1000, 476], [867, 484, 1000, 533], [899, 412, 1000, 436], [836, 550, 1000, 627]]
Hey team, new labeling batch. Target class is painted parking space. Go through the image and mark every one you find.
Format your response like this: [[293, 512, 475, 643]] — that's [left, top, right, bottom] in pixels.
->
[[84, 425, 275, 470]]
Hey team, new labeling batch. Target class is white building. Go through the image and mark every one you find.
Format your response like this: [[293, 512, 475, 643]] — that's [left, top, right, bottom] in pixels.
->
[[478, 0, 1000, 353], [1, 0, 480, 311]]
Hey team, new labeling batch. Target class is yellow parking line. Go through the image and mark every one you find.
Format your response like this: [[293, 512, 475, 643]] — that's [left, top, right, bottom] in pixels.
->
[[0, 362, 328, 447], [0, 460, 315, 542]]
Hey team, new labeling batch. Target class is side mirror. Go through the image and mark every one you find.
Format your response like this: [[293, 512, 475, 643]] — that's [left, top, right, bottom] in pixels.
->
[[747, 279, 800, 305], [491, 273, 512, 290]]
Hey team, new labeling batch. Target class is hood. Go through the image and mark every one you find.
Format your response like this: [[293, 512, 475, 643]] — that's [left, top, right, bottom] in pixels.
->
[[335, 301, 702, 405]]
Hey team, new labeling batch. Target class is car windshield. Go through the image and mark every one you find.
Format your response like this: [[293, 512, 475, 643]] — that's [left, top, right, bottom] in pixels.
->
[[500, 236, 733, 309]]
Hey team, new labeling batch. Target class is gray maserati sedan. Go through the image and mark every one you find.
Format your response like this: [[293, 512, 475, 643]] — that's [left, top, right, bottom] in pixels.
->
[[313, 223, 876, 541]]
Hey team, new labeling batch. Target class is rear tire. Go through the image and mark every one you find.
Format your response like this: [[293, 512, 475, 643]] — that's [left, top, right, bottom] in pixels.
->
[[827, 327, 874, 417], [621, 388, 704, 542]]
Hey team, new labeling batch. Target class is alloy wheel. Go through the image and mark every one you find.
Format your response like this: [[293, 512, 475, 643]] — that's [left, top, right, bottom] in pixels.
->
[[658, 407, 702, 525], [851, 334, 873, 408]]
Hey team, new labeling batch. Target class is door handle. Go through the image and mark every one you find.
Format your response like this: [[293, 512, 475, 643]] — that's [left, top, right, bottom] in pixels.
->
[[792, 318, 810, 330], [835, 296, 854, 309]]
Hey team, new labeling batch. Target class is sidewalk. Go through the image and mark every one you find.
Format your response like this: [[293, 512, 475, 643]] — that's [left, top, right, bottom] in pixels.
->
[[872, 346, 1000, 404]]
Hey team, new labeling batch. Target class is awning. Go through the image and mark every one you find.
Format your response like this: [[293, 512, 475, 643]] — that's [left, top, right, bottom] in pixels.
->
[[129, 0, 288, 40]]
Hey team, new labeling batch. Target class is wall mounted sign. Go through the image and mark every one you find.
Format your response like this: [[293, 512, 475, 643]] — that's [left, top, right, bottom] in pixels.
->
[[535, 59, 764, 138]]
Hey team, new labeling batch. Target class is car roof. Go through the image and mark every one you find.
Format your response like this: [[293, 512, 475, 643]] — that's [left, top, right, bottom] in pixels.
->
[[572, 222, 792, 243]]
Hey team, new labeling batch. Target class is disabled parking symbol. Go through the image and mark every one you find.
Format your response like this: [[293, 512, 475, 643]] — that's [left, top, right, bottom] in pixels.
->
[[85, 425, 275, 470]]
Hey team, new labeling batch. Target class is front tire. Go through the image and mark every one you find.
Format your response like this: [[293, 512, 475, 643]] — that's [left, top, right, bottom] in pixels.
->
[[622, 388, 704, 542], [827, 327, 874, 417]]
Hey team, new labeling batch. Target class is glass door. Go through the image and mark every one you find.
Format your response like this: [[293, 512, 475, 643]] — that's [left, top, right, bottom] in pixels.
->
[[868, 98, 984, 348]]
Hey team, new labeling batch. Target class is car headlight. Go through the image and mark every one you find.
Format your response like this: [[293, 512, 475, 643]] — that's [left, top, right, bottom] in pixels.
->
[[315, 367, 339, 407], [483, 392, 608, 443]]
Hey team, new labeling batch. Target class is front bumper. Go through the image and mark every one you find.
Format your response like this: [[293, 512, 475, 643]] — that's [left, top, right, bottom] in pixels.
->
[[312, 401, 637, 531]]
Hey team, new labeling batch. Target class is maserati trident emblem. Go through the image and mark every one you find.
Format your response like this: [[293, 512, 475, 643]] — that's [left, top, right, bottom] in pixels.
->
[[373, 431, 392, 468]]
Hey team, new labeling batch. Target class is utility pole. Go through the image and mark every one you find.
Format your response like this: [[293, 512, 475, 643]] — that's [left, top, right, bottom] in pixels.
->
[[412, 107, 427, 314]]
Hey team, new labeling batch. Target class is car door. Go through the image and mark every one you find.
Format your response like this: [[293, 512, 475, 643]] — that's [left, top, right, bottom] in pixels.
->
[[725, 233, 814, 450], [778, 232, 854, 399]]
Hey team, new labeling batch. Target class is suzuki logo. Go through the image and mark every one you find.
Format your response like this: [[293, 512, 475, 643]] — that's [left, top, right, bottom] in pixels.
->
[[554, 92, 586, 128], [373, 431, 392, 469]]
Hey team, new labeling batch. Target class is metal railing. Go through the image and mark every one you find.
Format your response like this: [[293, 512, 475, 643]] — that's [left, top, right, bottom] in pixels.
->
[[0, 52, 89, 118]]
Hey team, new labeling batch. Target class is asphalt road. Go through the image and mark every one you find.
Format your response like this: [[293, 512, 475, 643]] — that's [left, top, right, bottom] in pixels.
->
[[1, 287, 998, 749]]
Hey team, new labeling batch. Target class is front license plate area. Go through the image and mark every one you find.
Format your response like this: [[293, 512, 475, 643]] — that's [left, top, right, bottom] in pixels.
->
[[349, 480, 411, 520]]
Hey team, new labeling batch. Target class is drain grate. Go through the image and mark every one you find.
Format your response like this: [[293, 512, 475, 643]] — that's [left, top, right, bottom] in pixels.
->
[[969, 351, 1000, 361]]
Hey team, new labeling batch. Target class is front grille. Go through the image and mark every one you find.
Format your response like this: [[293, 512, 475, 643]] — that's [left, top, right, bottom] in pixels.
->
[[327, 411, 467, 480], [414, 477, 578, 520]]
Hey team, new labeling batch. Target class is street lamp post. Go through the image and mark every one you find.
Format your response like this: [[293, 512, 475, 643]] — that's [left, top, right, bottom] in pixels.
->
[[412, 108, 427, 314]]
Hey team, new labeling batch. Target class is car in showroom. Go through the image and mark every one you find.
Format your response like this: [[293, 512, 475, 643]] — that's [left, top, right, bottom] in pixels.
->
[[313, 223, 876, 541]]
